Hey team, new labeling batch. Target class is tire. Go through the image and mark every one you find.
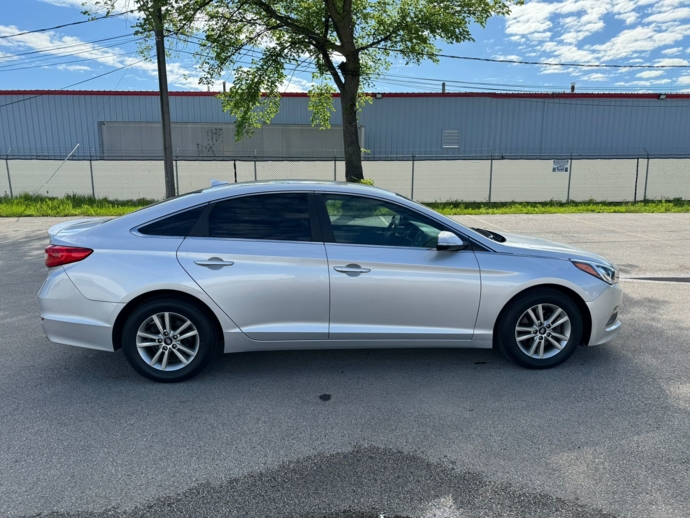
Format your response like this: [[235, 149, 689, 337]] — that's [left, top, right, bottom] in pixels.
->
[[121, 298, 218, 382], [495, 288, 583, 369]]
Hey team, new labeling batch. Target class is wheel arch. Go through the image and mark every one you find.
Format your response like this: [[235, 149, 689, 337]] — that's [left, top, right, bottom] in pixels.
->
[[492, 284, 593, 347], [112, 290, 225, 352]]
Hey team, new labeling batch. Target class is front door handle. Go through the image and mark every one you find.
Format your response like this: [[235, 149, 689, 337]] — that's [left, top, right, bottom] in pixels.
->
[[333, 264, 371, 274], [194, 258, 235, 267]]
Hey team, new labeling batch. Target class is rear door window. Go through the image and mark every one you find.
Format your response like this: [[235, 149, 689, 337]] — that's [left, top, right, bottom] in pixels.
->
[[207, 193, 313, 241]]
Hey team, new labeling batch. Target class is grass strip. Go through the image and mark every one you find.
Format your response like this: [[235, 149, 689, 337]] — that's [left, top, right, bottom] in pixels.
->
[[427, 199, 690, 215], [1, 193, 689, 217], [0, 194, 155, 217]]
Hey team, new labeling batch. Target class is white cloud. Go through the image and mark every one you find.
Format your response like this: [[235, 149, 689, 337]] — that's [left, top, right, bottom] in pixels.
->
[[502, 0, 690, 80], [538, 65, 578, 75], [539, 42, 598, 63], [0, 25, 203, 89], [0, 50, 17, 61], [582, 72, 609, 81], [636, 70, 665, 78], [655, 58, 690, 66], [505, 2, 557, 39], [55, 64, 92, 71], [677, 75, 690, 84], [615, 79, 673, 86], [279, 77, 312, 93], [646, 7, 690, 23], [493, 54, 522, 61], [591, 25, 690, 60], [40, 0, 135, 14]]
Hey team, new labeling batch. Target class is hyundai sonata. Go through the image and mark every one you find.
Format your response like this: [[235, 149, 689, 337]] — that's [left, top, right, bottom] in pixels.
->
[[39, 181, 622, 382]]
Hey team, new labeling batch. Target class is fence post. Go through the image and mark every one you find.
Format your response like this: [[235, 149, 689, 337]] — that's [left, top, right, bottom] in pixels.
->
[[254, 150, 257, 181], [411, 154, 415, 200], [174, 157, 179, 196], [333, 152, 337, 181], [633, 158, 639, 203], [566, 155, 573, 202], [643, 151, 650, 201], [488, 153, 493, 202], [233, 159, 237, 183], [89, 154, 96, 198], [5, 150, 13, 199]]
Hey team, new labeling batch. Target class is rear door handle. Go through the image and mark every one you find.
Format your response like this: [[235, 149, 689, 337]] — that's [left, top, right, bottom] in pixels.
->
[[333, 264, 371, 274], [194, 258, 234, 267]]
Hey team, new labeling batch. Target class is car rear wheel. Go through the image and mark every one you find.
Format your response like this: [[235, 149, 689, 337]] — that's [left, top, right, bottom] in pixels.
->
[[496, 288, 583, 369], [121, 298, 217, 382]]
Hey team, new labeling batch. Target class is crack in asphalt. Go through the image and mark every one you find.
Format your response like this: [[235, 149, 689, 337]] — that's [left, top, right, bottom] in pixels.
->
[[26, 447, 615, 518]]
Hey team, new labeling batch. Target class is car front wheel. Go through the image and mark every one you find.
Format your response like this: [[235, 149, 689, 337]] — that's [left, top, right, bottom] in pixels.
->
[[496, 288, 583, 369], [121, 298, 217, 382]]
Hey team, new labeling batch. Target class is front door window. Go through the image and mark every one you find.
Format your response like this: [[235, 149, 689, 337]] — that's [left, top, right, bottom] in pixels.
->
[[323, 195, 443, 248]]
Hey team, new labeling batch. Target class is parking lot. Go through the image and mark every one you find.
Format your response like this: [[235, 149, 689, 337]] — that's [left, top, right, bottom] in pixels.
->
[[1, 213, 689, 518]]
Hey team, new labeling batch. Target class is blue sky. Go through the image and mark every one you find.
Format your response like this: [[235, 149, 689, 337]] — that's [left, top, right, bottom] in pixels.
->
[[1, 0, 690, 93]]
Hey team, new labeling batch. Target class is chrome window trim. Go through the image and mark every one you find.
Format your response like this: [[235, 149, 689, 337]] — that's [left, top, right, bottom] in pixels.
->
[[181, 235, 326, 246], [324, 241, 461, 253]]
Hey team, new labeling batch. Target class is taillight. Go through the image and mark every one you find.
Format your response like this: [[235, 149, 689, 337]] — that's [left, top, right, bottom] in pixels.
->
[[44, 245, 93, 268]]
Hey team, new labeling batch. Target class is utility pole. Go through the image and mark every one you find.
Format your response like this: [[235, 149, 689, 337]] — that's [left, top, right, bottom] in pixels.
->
[[153, 0, 175, 198]]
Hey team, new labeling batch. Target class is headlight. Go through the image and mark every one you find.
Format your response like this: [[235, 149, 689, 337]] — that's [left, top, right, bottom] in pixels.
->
[[571, 260, 619, 285]]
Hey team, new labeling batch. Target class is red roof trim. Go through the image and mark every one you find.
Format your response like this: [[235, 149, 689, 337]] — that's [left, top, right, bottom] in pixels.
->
[[1, 90, 689, 99]]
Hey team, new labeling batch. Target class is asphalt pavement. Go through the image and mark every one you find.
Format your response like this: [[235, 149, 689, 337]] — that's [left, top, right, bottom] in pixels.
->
[[1, 213, 689, 518]]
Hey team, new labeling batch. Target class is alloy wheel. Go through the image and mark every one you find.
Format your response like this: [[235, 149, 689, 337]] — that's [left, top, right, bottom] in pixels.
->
[[514, 303, 571, 360], [135, 312, 200, 371]]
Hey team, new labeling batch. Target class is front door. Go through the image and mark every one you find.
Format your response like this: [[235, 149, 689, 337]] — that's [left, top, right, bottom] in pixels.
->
[[177, 192, 329, 340], [319, 193, 481, 340]]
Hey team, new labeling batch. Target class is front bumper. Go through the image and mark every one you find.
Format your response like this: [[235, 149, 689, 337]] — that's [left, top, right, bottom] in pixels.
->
[[585, 282, 624, 346], [39, 267, 122, 352]]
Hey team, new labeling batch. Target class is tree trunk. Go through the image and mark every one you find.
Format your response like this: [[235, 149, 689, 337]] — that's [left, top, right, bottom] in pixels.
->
[[339, 68, 364, 182]]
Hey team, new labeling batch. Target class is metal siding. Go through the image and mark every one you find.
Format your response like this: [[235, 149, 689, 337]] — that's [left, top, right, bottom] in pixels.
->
[[2, 92, 690, 157]]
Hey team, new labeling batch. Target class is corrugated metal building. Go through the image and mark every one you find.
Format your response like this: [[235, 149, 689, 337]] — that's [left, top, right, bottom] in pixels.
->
[[1, 90, 689, 158]]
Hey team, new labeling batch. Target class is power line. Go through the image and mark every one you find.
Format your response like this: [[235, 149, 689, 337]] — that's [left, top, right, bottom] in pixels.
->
[[170, 39, 688, 95], [0, 58, 148, 109], [379, 47, 690, 69], [0, 50, 141, 73], [0, 39, 143, 71], [0, 34, 137, 61], [173, 33, 690, 69], [0, 10, 137, 40]]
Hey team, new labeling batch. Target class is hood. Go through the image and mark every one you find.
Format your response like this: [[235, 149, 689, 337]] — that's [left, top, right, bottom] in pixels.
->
[[482, 230, 614, 266], [48, 218, 112, 239]]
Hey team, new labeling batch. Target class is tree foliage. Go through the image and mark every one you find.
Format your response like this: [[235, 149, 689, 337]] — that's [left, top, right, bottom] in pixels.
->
[[88, 0, 517, 180]]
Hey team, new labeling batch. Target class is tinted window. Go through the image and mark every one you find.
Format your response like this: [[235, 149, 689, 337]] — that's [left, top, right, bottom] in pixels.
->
[[323, 195, 443, 248], [208, 193, 312, 241], [137, 205, 206, 237]]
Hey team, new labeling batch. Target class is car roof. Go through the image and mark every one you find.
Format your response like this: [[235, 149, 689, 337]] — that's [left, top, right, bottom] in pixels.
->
[[202, 180, 392, 196]]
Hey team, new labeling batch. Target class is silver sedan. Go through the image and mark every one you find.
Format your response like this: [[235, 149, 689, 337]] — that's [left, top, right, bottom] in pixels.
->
[[39, 181, 623, 382]]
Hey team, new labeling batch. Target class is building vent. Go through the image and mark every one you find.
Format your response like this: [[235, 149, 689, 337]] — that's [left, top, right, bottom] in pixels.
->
[[442, 130, 460, 148]]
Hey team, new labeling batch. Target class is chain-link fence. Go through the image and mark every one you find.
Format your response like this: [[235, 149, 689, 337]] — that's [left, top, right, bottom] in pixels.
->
[[2, 153, 689, 203]]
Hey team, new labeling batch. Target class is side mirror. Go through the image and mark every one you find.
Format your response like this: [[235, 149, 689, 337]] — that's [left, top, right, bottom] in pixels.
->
[[437, 231, 467, 251]]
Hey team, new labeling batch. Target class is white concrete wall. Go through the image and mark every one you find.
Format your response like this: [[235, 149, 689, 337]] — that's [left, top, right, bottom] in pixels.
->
[[2, 158, 688, 203]]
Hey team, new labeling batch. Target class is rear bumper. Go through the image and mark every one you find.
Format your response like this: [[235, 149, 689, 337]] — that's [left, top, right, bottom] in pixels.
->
[[586, 283, 624, 346], [38, 267, 121, 352]]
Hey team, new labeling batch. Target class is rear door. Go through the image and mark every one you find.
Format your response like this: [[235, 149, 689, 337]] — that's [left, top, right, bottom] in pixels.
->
[[318, 193, 481, 340], [177, 192, 330, 340]]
